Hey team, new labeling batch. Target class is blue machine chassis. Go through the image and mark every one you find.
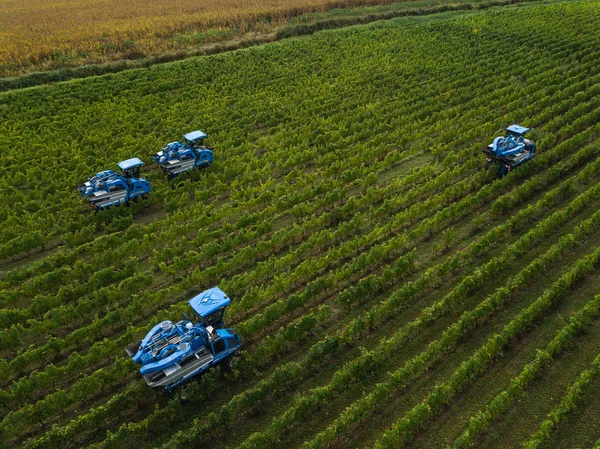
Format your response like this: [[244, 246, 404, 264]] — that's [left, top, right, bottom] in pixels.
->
[[126, 287, 240, 392], [126, 329, 239, 392], [482, 125, 536, 178], [483, 141, 535, 178]]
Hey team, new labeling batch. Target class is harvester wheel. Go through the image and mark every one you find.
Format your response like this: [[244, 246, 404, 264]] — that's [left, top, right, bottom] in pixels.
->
[[177, 388, 190, 404], [497, 164, 508, 179], [220, 358, 233, 373]]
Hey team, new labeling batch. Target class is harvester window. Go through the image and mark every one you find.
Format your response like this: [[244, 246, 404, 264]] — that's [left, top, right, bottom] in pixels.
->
[[206, 308, 225, 327], [186, 307, 201, 323], [123, 167, 141, 179]]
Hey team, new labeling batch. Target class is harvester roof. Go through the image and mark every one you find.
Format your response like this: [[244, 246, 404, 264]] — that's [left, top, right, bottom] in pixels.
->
[[184, 130, 207, 142], [506, 124, 530, 135], [189, 286, 230, 317], [118, 157, 145, 171]]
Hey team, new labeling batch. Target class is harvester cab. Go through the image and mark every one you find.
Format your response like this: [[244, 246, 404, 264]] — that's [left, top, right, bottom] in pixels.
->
[[483, 124, 536, 178], [184, 130, 207, 148], [118, 158, 143, 179], [152, 130, 214, 179], [188, 286, 230, 327], [126, 287, 241, 392], [78, 157, 151, 210]]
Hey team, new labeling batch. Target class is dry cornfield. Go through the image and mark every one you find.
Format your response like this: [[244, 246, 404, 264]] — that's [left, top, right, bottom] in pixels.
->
[[0, 0, 395, 75]]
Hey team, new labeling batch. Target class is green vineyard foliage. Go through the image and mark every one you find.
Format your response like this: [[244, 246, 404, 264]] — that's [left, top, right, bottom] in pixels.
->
[[2, 2, 600, 449]]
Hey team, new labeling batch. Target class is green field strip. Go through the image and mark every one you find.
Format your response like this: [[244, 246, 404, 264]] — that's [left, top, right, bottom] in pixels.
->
[[371, 245, 600, 448], [298, 190, 600, 447], [5, 25, 600, 312], [519, 340, 600, 449], [0, 31, 528, 278], [341, 275, 600, 449], [14, 120, 600, 448], [541, 370, 600, 448], [0, 24, 592, 320], [471, 318, 600, 447], [256, 214, 600, 449], [187, 170, 600, 449], [0, 0, 592, 262], [12, 75, 600, 448], [0, 0, 553, 83], [86, 144, 600, 448], [234, 144, 600, 448], [300, 203, 600, 444], [411, 261, 600, 448]]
